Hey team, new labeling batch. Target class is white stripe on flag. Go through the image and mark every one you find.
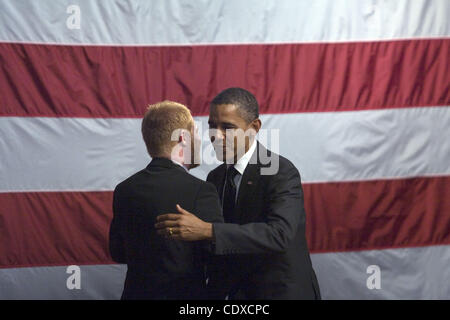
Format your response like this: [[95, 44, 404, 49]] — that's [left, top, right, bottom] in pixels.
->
[[0, 0, 448, 45], [1, 106, 449, 192], [311, 244, 450, 299], [1, 244, 449, 299], [0, 264, 126, 300]]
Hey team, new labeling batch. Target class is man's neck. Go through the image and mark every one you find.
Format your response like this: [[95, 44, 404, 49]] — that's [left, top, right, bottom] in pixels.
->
[[160, 149, 190, 171], [170, 156, 189, 171]]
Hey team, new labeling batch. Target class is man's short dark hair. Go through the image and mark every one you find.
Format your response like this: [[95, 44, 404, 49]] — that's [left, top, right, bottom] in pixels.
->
[[211, 87, 259, 123]]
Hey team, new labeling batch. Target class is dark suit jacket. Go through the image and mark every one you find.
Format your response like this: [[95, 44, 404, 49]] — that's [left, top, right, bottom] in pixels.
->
[[109, 157, 223, 300], [207, 142, 321, 300]]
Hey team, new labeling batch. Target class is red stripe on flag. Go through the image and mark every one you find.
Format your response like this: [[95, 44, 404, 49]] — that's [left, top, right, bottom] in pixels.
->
[[304, 176, 450, 253], [1, 176, 449, 268], [0, 191, 115, 268], [0, 39, 448, 118]]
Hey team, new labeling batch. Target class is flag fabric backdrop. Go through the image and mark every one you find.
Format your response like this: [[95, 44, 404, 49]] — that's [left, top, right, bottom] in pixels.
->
[[0, 0, 449, 299]]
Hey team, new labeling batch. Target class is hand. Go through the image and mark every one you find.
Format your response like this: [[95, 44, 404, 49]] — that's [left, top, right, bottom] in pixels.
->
[[155, 204, 213, 241]]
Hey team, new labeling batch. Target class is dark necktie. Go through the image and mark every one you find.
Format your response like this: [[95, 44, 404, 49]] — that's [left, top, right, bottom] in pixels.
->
[[222, 166, 239, 223]]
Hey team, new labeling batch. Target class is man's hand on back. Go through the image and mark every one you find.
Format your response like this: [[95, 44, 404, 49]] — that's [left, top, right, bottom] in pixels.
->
[[155, 204, 214, 241]]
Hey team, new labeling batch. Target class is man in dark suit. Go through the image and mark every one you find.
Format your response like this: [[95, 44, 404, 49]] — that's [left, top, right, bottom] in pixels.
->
[[156, 88, 321, 300], [109, 100, 223, 300]]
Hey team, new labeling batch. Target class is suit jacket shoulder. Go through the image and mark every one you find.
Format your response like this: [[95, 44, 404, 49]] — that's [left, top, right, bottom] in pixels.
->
[[207, 163, 226, 181]]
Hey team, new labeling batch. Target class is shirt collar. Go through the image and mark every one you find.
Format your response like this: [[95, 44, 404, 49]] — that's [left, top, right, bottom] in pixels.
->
[[171, 159, 189, 172], [232, 139, 257, 175]]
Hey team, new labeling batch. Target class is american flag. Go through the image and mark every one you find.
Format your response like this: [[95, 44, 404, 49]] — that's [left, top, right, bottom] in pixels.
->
[[0, 0, 449, 299]]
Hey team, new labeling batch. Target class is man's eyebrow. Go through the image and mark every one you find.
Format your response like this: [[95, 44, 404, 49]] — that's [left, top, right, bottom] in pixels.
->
[[221, 122, 237, 127], [212, 121, 236, 126], [208, 120, 237, 127]]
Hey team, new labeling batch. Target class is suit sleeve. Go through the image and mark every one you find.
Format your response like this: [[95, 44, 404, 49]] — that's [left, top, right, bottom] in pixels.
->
[[109, 187, 127, 263], [212, 162, 305, 255], [194, 180, 228, 299]]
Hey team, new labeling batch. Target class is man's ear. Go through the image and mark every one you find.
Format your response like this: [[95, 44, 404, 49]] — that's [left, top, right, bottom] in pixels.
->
[[179, 129, 190, 146], [250, 118, 262, 133]]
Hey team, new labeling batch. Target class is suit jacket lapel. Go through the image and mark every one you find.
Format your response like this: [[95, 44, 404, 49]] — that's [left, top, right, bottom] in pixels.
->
[[212, 164, 227, 204], [236, 163, 259, 208]]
